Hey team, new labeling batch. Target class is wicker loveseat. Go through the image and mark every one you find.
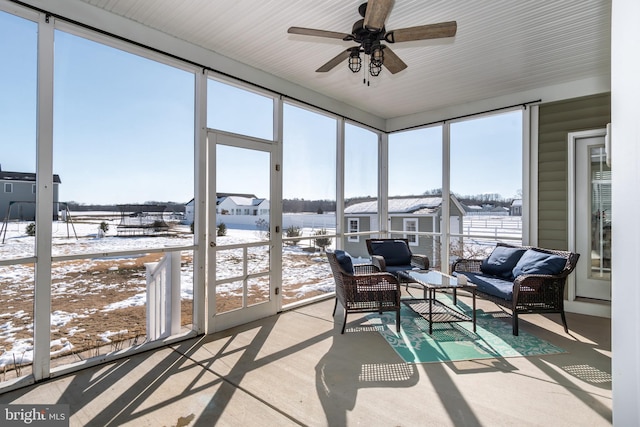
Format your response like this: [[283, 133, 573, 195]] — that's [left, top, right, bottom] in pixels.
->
[[451, 243, 580, 335]]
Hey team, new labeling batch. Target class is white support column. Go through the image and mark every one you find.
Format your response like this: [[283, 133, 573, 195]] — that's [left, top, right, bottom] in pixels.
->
[[272, 96, 284, 311], [441, 123, 451, 272], [611, 0, 640, 423], [193, 69, 207, 334], [33, 13, 55, 381], [206, 130, 217, 333], [336, 118, 345, 249], [378, 132, 389, 236], [525, 105, 539, 246]]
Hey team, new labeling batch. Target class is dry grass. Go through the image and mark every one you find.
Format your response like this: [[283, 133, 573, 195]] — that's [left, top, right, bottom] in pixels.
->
[[1, 249, 329, 380]]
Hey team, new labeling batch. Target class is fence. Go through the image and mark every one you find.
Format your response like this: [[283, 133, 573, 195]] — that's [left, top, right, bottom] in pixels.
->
[[145, 251, 181, 341], [463, 215, 522, 241]]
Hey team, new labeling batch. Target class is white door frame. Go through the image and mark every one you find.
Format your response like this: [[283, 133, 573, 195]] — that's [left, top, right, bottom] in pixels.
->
[[566, 128, 611, 317], [207, 130, 280, 332]]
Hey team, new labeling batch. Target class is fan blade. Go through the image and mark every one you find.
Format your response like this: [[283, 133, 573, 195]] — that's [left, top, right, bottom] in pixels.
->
[[288, 27, 352, 40], [382, 46, 407, 74], [316, 49, 352, 72], [364, 0, 395, 31], [386, 21, 457, 43]]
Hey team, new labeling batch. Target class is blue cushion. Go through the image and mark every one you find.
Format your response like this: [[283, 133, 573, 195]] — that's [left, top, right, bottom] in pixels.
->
[[480, 246, 526, 279], [454, 272, 514, 300], [511, 249, 567, 278], [385, 265, 413, 274], [334, 250, 354, 274], [369, 240, 412, 266]]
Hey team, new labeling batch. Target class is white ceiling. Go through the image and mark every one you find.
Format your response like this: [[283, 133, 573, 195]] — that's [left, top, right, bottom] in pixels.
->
[[73, 0, 611, 122]]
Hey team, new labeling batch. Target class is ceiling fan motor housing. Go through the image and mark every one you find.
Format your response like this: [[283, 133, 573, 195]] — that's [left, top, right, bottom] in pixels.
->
[[351, 19, 385, 55]]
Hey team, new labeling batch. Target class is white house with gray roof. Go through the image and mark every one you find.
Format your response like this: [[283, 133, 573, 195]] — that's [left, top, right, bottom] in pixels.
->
[[183, 193, 269, 226]]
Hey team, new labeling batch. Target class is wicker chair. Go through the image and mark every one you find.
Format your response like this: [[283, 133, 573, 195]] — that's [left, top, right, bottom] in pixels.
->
[[327, 250, 401, 334], [366, 239, 430, 287]]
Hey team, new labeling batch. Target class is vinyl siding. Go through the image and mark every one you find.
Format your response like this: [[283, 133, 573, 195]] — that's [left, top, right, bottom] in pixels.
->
[[1, 181, 35, 220], [343, 215, 371, 258], [537, 93, 611, 250]]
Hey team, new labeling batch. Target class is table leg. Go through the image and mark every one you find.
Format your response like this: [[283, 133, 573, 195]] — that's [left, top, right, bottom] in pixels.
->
[[429, 288, 433, 334], [472, 288, 477, 333], [453, 288, 458, 305]]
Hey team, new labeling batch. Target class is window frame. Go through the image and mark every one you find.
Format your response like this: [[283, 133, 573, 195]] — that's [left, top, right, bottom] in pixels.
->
[[347, 217, 360, 242], [403, 218, 419, 246]]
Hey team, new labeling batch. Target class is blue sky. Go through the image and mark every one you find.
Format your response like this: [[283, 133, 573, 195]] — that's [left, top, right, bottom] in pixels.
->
[[1, 10, 522, 205]]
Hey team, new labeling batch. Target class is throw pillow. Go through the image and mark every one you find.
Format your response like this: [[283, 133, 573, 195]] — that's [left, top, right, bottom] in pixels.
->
[[334, 250, 354, 274], [512, 249, 567, 278], [480, 246, 527, 279]]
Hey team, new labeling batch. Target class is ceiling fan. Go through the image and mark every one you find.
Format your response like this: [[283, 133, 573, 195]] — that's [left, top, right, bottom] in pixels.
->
[[287, 0, 457, 81]]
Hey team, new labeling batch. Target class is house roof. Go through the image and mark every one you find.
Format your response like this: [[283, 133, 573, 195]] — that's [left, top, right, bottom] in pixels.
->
[[224, 196, 255, 206], [216, 192, 257, 199], [0, 170, 61, 184], [345, 197, 443, 215], [465, 205, 483, 211], [218, 196, 266, 207], [186, 193, 259, 206]]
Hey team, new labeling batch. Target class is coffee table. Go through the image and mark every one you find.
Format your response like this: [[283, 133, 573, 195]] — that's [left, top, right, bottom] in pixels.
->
[[397, 270, 476, 334]]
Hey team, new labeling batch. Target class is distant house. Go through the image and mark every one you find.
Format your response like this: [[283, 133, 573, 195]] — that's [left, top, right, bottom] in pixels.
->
[[217, 195, 269, 217], [183, 193, 270, 225], [343, 195, 465, 264], [510, 199, 523, 216], [0, 166, 61, 221], [184, 199, 195, 225], [464, 204, 484, 215], [463, 203, 510, 216]]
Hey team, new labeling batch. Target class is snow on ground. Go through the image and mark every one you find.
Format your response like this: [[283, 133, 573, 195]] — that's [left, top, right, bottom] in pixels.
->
[[0, 217, 337, 368], [0, 214, 521, 368]]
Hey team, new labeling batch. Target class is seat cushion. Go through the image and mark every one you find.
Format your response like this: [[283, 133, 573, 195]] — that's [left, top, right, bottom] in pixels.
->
[[454, 272, 514, 300], [480, 246, 527, 279], [512, 249, 567, 278], [385, 264, 413, 274], [369, 240, 412, 266], [334, 250, 354, 274]]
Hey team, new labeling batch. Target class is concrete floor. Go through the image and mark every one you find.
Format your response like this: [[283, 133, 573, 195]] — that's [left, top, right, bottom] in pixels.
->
[[0, 293, 612, 427]]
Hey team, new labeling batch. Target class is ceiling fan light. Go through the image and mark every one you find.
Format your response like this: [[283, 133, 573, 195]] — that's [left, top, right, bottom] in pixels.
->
[[369, 61, 382, 77], [371, 45, 384, 67], [348, 51, 362, 73]]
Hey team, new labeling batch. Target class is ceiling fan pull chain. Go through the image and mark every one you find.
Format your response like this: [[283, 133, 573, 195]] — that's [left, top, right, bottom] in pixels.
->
[[364, 54, 368, 85]]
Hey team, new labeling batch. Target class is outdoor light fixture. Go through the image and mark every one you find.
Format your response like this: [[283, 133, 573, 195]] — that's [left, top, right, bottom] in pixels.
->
[[368, 43, 383, 77], [371, 43, 384, 67], [348, 50, 362, 73], [369, 60, 382, 77], [348, 44, 384, 83]]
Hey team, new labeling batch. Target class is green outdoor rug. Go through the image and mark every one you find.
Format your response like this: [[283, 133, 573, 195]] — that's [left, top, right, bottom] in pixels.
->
[[366, 295, 565, 363]]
